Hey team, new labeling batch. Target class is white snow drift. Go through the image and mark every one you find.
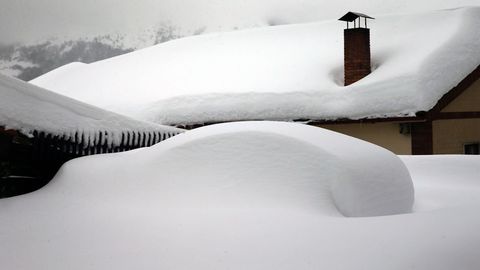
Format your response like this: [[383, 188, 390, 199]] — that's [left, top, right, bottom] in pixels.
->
[[402, 155, 480, 212], [1, 122, 480, 270], [31, 7, 480, 125], [0, 73, 182, 145]]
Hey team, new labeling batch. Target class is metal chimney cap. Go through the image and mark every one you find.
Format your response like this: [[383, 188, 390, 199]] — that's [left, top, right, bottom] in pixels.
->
[[339, 12, 375, 22]]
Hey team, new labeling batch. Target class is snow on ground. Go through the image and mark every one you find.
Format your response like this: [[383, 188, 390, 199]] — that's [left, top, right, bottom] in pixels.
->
[[31, 7, 480, 125], [1, 122, 479, 269], [401, 155, 480, 212], [0, 73, 182, 146]]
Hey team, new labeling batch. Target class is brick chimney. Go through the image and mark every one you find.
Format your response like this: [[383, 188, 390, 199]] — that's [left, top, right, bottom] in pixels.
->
[[339, 12, 375, 86]]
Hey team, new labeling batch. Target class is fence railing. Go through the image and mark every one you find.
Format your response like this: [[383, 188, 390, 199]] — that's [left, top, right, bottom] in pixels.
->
[[30, 130, 178, 157], [1, 128, 181, 198]]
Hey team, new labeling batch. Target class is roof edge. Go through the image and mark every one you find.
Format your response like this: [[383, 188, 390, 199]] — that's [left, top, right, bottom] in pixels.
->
[[174, 64, 480, 130], [428, 64, 480, 115]]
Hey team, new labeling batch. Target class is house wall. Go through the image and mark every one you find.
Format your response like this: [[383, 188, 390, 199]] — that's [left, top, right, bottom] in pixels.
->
[[442, 77, 480, 112], [432, 76, 480, 154], [316, 122, 412, 154], [308, 76, 480, 155], [433, 119, 480, 154]]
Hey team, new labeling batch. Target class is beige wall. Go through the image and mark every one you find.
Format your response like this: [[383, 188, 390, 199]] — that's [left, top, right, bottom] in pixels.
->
[[315, 118, 480, 155], [442, 77, 480, 112], [433, 119, 480, 154], [317, 122, 412, 155], [434, 76, 480, 154]]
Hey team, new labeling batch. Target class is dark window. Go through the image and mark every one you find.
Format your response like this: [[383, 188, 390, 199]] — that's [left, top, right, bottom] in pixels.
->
[[464, 143, 480, 155]]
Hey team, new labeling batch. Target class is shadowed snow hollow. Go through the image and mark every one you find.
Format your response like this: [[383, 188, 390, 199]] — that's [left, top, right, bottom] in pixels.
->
[[55, 121, 414, 217]]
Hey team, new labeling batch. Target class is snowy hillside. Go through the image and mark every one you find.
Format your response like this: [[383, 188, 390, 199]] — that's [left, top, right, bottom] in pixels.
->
[[0, 73, 182, 146], [32, 7, 480, 125], [0, 25, 185, 81], [0, 39, 133, 80], [0, 122, 479, 269]]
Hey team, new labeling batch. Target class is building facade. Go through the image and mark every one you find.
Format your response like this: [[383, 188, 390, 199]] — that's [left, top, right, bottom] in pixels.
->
[[313, 66, 480, 155]]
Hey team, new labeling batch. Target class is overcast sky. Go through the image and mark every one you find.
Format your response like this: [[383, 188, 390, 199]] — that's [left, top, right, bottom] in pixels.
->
[[0, 0, 478, 44]]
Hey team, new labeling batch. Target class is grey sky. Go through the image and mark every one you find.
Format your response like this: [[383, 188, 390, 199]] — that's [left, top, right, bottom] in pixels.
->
[[0, 0, 478, 44]]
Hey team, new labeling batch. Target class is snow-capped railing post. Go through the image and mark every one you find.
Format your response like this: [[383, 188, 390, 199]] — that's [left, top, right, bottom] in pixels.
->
[[339, 12, 375, 86]]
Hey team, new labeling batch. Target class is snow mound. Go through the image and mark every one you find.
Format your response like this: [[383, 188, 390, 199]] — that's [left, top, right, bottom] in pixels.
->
[[31, 7, 480, 125], [0, 73, 182, 145], [54, 121, 413, 217]]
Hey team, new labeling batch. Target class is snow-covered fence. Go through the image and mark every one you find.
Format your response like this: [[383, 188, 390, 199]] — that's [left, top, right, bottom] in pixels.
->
[[0, 72, 186, 197], [31, 129, 178, 157], [26, 129, 181, 174], [1, 127, 182, 198], [29, 128, 180, 178]]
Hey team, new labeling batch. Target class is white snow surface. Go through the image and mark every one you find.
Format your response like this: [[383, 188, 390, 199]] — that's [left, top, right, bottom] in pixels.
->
[[2, 122, 480, 269], [402, 155, 480, 212], [0, 73, 182, 145], [31, 7, 480, 125]]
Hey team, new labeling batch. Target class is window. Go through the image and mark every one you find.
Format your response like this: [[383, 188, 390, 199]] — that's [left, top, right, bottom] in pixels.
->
[[464, 143, 480, 155]]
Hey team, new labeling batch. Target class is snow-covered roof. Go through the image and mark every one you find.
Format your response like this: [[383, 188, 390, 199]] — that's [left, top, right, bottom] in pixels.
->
[[31, 7, 480, 125], [0, 73, 183, 145]]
